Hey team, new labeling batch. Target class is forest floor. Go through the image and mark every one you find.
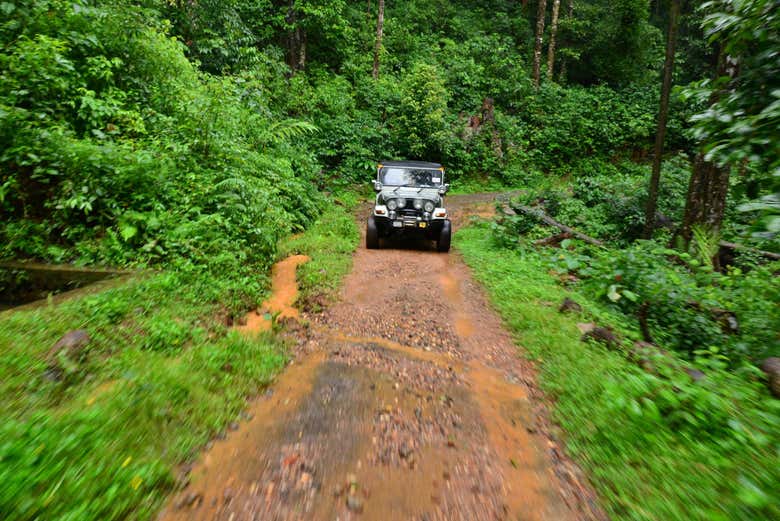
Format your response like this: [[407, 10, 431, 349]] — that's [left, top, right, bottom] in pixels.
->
[[157, 194, 606, 521]]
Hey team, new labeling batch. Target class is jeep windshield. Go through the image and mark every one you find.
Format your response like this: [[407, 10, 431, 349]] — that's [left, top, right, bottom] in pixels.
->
[[379, 167, 443, 188]]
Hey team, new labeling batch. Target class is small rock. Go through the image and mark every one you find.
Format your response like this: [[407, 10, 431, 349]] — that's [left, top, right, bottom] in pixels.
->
[[399, 442, 413, 459], [581, 326, 619, 350], [684, 367, 706, 382], [576, 322, 597, 335], [346, 494, 363, 513], [45, 329, 91, 380], [559, 298, 582, 314], [760, 357, 780, 398], [229, 422, 239, 431], [174, 491, 203, 510]]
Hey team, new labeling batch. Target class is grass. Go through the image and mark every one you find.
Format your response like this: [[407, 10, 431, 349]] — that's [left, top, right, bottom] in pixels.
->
[[455, 223, 779, 521], [0, 193, 362, 520], [0, 270, 285, 520], [277, 191, 361, 310]]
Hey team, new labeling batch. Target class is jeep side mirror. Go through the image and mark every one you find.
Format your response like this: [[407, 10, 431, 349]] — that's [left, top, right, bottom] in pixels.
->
[[373, 180, 383, 192], [439, 183, 450, 195]]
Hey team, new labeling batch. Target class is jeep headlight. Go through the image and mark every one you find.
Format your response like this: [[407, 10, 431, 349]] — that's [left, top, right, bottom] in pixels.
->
[[386, 199, 398, 211], [423, 200, 435, 213], [397, 198, 407, 208], [413, 199, 424, 210]]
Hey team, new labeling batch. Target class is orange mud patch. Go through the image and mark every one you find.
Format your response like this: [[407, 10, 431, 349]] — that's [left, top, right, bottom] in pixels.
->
[[161, 351, 327, 521], [237, 254, 310, 334], [438, 271, 475, 338], [466, 362, 565, 521], [328, 330, 571, 520]]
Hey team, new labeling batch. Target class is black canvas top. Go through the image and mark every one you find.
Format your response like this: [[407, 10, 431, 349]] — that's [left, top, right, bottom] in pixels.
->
[[378, 160, 443, 169]]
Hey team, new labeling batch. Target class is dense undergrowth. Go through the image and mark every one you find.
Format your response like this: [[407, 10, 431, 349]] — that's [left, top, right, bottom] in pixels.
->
[[493, 168, 780, 365], [456, 224, 779, 521], [0, 0, 323, 269]]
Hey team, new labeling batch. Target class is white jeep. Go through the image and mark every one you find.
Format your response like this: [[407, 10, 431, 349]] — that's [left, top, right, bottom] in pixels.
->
[[366, 161, 451, 252]]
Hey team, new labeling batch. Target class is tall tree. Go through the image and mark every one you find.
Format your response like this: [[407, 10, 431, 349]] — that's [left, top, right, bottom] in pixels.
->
[[685, 0, 780, 239], [679, 47, 737, 247], [680, 153, 731, 245], [532, 0, 548, 87], [373, 0, 385, 79], [546, 0, 562, 80], [559, 0, 574, 81], [643, 0, 681, 239], [285, 0, 306, 72]]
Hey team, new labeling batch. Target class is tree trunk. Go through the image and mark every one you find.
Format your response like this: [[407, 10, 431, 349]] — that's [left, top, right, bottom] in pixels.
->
[[678, 48, 736, 248], [643, 0, 680, 239], [297, 27, 307, 70], [559, 0, 574, 82], [532, 0, 548, 88], [679, 154, 730, 245], [285, 0, 303, 73], [546, 0, 561, 81], [373, 0, 385, 80]]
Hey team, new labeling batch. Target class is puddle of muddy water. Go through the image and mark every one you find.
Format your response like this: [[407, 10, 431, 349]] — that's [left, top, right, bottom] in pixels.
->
[[237, 255, 310, 334], [0, 263, 126, 311]]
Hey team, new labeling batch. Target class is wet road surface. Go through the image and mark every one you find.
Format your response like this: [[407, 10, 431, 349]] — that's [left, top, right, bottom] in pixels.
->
[[159, 193, 605, 521]]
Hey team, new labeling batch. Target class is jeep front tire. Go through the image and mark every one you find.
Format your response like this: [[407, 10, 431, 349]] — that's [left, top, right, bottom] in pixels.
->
[[366, 215, 380, 249], [437, 220, 451, 252]]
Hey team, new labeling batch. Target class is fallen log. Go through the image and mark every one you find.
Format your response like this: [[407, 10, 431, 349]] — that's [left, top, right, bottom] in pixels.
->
[[504, 204, 605, 247], [718, 241, 780, 262], [534, 232, 573, 247]]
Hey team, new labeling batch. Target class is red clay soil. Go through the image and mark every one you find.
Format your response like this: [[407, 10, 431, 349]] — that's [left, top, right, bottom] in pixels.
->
[[158, 193, 606, 521]]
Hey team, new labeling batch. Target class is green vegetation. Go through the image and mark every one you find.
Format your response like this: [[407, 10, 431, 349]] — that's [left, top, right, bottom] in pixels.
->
[[456, 224, 779, 521], [1, 0, 778, 519], [0, 272, 285, 519]]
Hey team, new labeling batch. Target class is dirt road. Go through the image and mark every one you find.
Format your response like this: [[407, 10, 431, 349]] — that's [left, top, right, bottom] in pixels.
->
[[159, 193, 605, 521]]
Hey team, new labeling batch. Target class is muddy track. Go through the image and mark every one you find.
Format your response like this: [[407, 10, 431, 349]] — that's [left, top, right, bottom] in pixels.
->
[[159, 193, 606, 521]]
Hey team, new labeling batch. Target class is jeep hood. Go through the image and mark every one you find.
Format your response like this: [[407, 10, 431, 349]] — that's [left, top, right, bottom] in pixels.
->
[[378, 186, 443, 205]]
